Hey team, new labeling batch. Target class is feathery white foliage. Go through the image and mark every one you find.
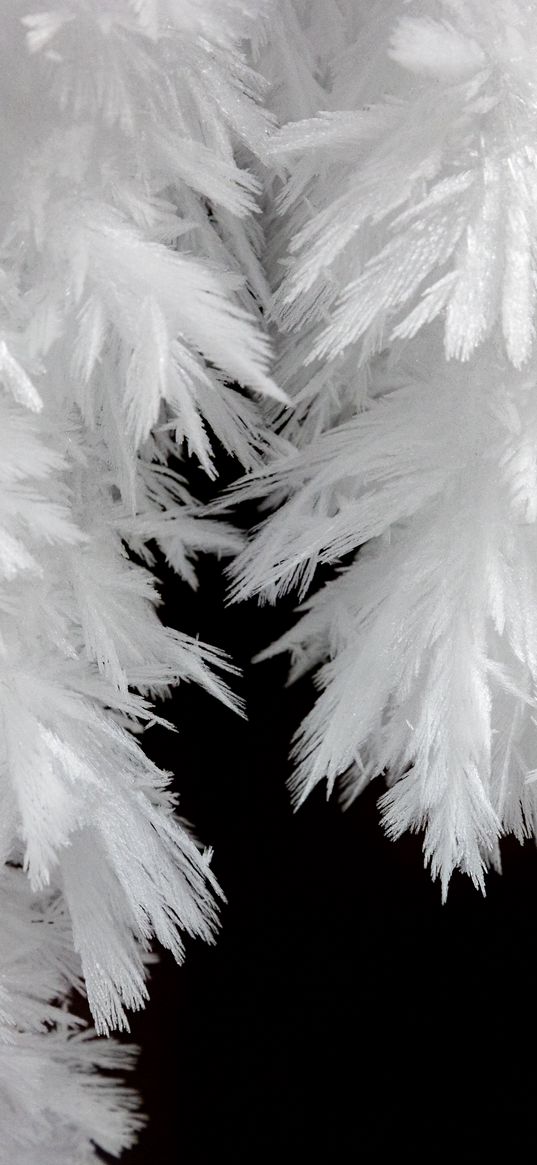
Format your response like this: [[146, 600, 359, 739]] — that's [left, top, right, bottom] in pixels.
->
[[231, 332, 537, 897], [268, 0, 537, 372], [250, 1, 386, 449], [0, 868, 141, 1161], [0, 0, 279, 1151], [227, 0, 537, 899], [10, 0, 537, 1151], [0, 1029, 139, 1164]]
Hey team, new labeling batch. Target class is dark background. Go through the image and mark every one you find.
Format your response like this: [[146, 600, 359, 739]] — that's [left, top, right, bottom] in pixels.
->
[[118, 462, 537, 1162]]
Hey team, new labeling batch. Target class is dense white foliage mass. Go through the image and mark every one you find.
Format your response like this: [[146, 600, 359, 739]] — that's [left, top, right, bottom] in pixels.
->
[[0, 1, 278, 1156], [6, 0, 537, 1154]]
